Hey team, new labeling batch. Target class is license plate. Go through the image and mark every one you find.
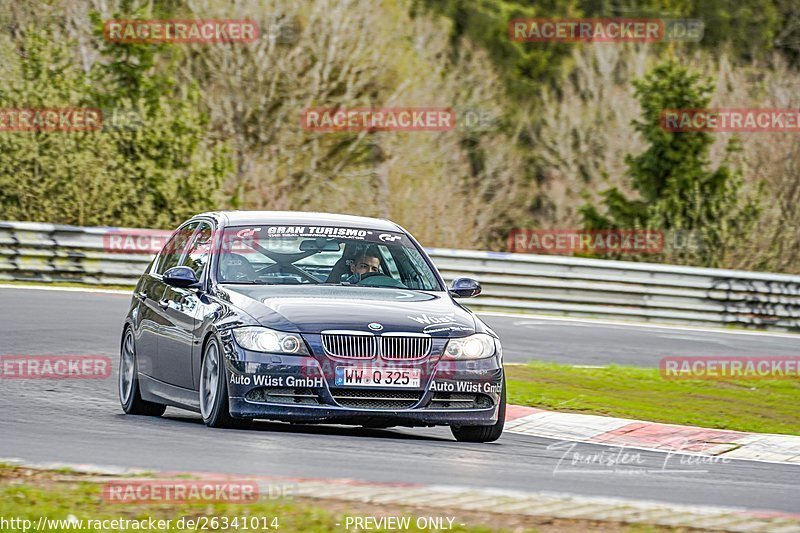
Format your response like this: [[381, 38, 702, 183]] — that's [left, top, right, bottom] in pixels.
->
[[335, 367, 421, 388]]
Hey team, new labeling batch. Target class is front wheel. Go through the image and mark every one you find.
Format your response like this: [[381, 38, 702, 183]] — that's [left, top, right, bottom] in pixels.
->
[[450, 379, 506, 443], [119, 327, 166, 416], [199, 337, 251, 429]]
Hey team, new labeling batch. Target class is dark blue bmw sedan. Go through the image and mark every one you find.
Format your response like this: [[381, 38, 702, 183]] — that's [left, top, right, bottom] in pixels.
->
[[119, 211, 505, 442]]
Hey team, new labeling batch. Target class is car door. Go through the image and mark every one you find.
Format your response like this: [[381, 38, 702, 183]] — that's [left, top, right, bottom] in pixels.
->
[[135, 224, 194, 377], [145, 222, 199, 385], [133, 269, 165, 378], [158, 221, 213, 389]]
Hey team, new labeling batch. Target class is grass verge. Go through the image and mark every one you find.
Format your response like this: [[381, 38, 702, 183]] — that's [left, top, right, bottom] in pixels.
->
[[0, 465, 670, 532], [506, 361, 800, 435]]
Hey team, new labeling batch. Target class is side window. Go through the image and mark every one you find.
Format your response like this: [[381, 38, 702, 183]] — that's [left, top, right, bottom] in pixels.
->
[[154, 223, 198, 275], [394, 246, 439, 290], [378, 245, 400, 278], [181, 223, 213, 278]]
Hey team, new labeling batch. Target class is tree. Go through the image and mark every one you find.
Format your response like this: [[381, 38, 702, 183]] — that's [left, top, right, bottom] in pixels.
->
[[0, 28, 131, 226], [414, 0, 578, 98], [581, 61, 761, 267], [89, 8, 233, 228], [0, 19, 232, 229]]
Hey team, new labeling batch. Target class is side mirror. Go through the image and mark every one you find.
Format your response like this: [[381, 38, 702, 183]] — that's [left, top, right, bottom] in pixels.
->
[[163, 266, 201, 288], [449, 277, 482, 298]]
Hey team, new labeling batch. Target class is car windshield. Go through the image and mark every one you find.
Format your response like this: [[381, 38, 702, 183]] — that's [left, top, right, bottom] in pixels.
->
[[216, 225, 442, 290]]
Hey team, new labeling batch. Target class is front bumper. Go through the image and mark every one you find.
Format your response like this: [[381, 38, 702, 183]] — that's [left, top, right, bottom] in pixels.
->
[[221, 334, 504, 427], [227, 398, 499, 426]]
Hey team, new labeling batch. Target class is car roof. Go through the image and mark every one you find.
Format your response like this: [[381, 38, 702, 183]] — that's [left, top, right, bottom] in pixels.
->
[[195, 211, 404, 232]]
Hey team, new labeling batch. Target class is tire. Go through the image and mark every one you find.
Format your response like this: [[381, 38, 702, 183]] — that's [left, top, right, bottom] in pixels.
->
[[119, 327, 167, 416], [450, 379, 506, 443], [199, 336, 251, 429]]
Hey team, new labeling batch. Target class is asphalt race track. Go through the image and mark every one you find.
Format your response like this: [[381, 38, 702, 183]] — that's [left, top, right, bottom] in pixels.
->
[[1, 286, 799, 514], [3, 286, 799, 367], [482, 314, 800, 366]]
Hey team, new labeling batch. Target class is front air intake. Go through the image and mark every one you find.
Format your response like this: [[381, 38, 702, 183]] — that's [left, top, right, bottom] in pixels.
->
[[379, 334, 432, 360], [321, 331, 378, 359]]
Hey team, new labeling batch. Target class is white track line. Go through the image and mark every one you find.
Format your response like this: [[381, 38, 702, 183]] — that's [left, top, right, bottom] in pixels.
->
[[479, 310, 800, 339], [0, 284, 130, 295]]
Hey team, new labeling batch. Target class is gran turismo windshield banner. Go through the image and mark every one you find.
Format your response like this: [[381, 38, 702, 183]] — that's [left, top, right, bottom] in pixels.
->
[[257, 225, 411, 245]]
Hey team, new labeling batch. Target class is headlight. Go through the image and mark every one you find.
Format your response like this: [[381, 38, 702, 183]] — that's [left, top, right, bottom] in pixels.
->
[[232, 326, 309, 355], [443, 333, 496, 360]]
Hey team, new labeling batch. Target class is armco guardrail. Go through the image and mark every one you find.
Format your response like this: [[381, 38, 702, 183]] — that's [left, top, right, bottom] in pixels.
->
[[2, 220, 800, 331]]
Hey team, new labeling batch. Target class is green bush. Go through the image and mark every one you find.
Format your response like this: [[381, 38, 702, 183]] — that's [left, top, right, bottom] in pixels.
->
[[0, 25, 231, 228]]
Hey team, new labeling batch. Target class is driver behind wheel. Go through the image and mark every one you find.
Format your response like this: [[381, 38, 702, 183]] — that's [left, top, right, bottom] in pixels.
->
[[345, 247, 381, 283]]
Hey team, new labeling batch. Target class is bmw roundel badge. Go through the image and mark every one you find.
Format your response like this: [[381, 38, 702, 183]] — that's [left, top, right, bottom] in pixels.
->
[[368, 322, 383, 331]]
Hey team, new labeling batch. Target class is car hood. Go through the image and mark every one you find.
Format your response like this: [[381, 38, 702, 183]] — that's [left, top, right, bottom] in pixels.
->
[[219, 285, 477, 336]]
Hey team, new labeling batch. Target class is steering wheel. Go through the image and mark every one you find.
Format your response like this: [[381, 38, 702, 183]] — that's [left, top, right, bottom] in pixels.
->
[[356, 273, 406, 288], [256, 263, 321, 284], [357, 272, 383, 281]]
